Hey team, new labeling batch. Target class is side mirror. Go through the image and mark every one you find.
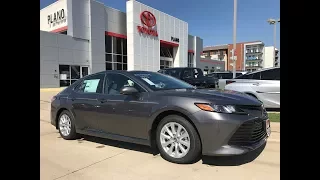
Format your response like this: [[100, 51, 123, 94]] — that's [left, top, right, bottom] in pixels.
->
[[120, 86, 139, 95]]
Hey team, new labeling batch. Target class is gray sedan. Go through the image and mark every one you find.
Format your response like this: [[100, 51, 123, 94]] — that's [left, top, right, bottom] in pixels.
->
[[51, 70, 271, 164]]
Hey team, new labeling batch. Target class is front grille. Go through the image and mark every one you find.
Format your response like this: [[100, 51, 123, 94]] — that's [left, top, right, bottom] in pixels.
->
[[228, 119, 267, 146], [237, 105, 267, 118]]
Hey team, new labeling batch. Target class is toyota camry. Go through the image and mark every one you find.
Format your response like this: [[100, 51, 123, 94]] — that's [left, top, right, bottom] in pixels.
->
[[51, 70, 271, 164]]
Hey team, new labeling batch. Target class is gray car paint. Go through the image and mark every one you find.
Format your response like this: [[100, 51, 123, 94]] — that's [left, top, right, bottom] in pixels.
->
[[51, 71, 268, 156]]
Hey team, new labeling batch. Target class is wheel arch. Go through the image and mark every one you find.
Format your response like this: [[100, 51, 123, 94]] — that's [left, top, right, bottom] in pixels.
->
[[148, 108, 202, 150], [55, 107, 75, 129]]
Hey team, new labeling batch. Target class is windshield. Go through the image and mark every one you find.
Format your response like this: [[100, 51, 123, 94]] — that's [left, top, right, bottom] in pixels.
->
[[131, 72, 195, 91]]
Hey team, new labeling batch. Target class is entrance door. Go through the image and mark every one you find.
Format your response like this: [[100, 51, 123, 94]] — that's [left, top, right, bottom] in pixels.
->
[[58, 65, 89, 87]]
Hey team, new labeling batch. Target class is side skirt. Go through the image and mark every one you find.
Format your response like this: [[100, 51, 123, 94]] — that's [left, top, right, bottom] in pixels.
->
[[76, 128, 151, 146]]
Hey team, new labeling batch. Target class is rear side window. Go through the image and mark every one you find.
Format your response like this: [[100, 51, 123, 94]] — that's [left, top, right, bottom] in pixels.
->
[[75, 73, 105, 94], [261, 68, 280, 80]]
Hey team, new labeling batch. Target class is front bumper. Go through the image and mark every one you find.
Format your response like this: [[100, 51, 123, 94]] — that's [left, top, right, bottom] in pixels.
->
[[192, 110, 270, 156]]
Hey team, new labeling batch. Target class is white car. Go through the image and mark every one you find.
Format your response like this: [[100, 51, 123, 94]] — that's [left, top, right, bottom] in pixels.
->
[[221, 67, 280, 109]]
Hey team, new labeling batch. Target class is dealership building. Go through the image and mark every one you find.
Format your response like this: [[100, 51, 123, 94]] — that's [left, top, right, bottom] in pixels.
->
[[40, 0, 224, 87]]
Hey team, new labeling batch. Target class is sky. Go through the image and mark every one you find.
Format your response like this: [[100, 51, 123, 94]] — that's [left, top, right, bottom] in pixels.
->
[[40, 0, 280, 49]]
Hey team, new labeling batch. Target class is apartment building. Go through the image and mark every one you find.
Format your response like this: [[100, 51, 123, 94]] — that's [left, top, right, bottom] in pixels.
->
[[263, 46, 279, 68], [201, 45, 228, 71], [203, 41, 279, 72], [244, 41, 265, 72]]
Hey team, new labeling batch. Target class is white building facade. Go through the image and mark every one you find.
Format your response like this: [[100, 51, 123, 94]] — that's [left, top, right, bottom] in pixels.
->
[[40, 0, 203, 87]]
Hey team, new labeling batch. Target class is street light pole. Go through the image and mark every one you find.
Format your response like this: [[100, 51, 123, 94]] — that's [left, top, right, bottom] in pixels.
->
[[267, 18, 280, 67], [232, 0, 237, 78]]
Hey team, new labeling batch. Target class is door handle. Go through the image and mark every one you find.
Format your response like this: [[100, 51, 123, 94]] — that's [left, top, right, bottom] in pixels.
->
[[252, 83, 260, 86]]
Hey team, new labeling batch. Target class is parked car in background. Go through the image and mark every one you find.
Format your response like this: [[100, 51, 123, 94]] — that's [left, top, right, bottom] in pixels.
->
[[207, 71, 247, 89], [158, 67, 218, 88], [219, 67, 280, 109], [207, 71, 246, 79], [51, 70, 270, 164]]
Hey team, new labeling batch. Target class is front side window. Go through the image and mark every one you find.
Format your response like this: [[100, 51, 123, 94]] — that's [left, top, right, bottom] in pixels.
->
[[194, 68, 204, 77], [75, 73, 105, 94], [105, 73, 145, 95], [131, 72, 194, 91]]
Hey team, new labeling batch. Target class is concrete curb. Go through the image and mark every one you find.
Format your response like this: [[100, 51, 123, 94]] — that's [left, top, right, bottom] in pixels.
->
[[40, 87, 66, 92]]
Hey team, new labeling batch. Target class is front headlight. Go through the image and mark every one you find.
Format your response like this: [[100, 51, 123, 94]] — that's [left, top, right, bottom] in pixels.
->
[[194, 103, 247, 114]]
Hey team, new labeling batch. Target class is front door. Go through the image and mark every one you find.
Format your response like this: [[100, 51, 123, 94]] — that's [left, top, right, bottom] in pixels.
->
[[95, 72, 151, 139]]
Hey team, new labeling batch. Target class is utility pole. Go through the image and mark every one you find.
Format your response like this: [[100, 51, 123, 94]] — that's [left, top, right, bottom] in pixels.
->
[[232, 0, 237, 78]]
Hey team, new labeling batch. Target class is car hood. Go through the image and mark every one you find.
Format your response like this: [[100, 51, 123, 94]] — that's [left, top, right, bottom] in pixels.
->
[[156, 88, 262, 106]]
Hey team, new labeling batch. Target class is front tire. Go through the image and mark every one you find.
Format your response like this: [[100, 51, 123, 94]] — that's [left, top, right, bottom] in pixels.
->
[[58, 110, 78, 140], [156, 115, 201, 164]]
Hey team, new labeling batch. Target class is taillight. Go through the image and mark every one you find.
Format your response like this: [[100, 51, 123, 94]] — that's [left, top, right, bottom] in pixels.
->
[[226, 80, 235, 85]]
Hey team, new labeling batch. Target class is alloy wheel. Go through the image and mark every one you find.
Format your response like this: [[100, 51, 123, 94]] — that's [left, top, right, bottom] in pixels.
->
[[59, 114, 71, 137], [160, 122, 190, 158]]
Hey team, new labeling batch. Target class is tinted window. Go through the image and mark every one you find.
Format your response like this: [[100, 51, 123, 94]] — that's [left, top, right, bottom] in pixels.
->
[[194, 68, 204, 77], [131, 72, 194, 91], [75, 73, 105, 94], [235, 71, 261, 80], [105, 73, 145, 95], [162, 69, 183, 78], [235, 73, 252, 79], [182, 69, 194, 78], [215, 73, 233, 79], [261, 68, 280, 80], [251, 72, 261, 80]]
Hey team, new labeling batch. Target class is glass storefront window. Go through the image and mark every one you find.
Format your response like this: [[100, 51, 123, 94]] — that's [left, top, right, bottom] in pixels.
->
[[188, 53, 194, 67], [113, 37, 122, 54], [105, 35, 127, 71], [160, 60, 172, 69], [59, 65, 89, 87], [105, 35, 112, 53]]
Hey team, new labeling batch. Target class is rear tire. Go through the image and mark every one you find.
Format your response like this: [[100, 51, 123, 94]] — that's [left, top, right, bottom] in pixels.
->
[[58, 110, 78, 140], [156, 115, 201, 164]]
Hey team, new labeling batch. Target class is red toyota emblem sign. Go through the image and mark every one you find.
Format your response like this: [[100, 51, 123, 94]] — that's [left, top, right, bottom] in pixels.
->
[[137, 11, 158, 37], [140, 11, 156, 28]]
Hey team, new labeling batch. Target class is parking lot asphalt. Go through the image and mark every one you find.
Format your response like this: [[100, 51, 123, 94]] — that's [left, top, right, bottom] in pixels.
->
[[40, 90, 280, 180]]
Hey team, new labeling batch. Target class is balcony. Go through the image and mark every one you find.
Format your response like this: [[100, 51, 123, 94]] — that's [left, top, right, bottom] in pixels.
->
[[245, 64, 262, 68], [246, 49, 263, 55], [246, 58, 263, 62]]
